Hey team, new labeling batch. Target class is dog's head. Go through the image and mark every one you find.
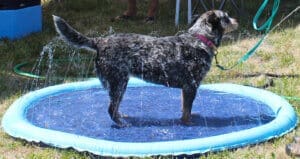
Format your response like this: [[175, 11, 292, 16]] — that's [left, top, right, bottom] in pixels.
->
[[189, 10, 238, 37]]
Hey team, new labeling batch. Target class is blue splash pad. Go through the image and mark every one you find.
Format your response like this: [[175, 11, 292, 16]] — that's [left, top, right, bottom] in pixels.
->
[[27, 86, 275, 142], [2, 78, 297, 157]]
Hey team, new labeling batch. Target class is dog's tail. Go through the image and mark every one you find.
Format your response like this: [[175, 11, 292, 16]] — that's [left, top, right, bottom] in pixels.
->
[[53, 15, 97, 52]]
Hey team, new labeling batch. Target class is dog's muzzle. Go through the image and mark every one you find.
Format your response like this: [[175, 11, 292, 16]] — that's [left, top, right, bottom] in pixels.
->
[[224, 18, 239, 33]]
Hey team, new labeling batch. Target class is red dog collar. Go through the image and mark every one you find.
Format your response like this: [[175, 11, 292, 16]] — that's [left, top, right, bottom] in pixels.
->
[[194, 34, 217, 50]]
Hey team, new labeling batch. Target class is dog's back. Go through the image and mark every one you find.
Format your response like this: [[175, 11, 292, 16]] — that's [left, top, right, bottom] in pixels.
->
[[94, 33, 213, 88]]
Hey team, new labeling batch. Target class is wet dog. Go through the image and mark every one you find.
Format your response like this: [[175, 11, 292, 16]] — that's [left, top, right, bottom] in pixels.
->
[[53, 10, 238, 125]]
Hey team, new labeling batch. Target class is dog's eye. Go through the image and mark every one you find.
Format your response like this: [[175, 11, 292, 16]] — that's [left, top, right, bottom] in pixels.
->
[[224, 17, 230, 23]]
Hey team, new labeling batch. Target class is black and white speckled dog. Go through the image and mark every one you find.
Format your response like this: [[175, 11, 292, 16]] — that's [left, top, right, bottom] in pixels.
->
[[53, 10, 238, 125]]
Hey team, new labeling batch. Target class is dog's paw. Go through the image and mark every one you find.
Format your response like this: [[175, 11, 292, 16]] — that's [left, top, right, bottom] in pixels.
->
[[120, 113, 129, 118], [180, 116, 192, 126], [111, 115, 132, 127], [111, 121, 131, 129]]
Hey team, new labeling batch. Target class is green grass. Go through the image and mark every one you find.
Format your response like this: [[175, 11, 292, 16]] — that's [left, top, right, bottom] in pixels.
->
[[0, 0, 300, 158]]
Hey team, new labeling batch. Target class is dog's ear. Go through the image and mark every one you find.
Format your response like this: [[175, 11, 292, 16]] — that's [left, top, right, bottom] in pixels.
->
[[206, 11, 220, 26]]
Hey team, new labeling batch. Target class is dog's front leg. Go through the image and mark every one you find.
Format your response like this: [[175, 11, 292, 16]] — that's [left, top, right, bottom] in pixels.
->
[[181, 85, 197, 124]]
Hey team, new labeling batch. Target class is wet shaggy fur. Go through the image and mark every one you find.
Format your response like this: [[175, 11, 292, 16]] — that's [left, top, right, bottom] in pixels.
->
[[53, 10, 238, 125]]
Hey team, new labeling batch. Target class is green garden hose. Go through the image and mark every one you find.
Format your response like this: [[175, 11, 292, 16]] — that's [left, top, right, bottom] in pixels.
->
[[13, 62, 45, 79], [284, 96, 300, 102], [13, 59, 95, 80]]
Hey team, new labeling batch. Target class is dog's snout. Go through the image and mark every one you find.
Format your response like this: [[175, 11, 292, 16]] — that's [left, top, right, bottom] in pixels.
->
[[230, 18, 238, 25], [223, 17, 238, 33], [230, 18, 238, 30]]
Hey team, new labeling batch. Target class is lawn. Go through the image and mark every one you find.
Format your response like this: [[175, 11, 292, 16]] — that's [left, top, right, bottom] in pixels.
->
[[0, 0, 299, 158]]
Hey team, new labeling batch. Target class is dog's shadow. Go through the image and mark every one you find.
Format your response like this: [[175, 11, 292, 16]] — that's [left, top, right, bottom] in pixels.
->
[[114, 113, 275, 128]]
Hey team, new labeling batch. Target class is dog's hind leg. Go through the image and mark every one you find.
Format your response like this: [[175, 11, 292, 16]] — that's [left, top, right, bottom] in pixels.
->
[[181, 85, 197, 124], [107, 76, 129, 125]]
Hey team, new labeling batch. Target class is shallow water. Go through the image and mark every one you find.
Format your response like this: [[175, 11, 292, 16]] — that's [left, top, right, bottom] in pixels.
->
[[26, 86, 275, 142]]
